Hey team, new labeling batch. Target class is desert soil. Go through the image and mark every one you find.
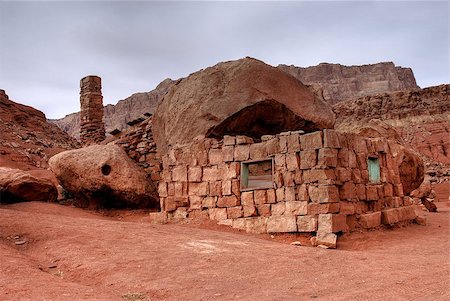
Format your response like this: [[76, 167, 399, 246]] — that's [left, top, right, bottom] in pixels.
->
[[0, 201, 449, 301]]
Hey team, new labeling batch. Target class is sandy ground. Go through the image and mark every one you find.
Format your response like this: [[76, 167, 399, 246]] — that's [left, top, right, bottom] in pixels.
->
[[0, 201, 449, 301]]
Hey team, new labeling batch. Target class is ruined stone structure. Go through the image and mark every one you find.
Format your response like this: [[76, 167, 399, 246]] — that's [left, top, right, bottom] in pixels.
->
[[156, 130, 417, 247], [79, 76, 105, 145]]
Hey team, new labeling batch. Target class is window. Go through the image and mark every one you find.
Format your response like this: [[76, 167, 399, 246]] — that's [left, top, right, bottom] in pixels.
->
[[240, 159, 274, 191], [367, 157, 380, 183]]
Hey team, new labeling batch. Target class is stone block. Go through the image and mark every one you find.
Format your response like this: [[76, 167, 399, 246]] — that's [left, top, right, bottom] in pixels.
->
[[254, 190, 267, 205], [209, 181, 222, 196], [158, 182, 168, 197], [316, 232, 337, 249], [352, 169, 362, 183], [279, 135, 288, 153], [148, 212, 168, 224], [394, 184, 404, 197], [366, 186, 379, 201], [265, 138, 280, 155], [232, 217, 267, 234], [267, 215, 297, 232], [202, 167, 218, 181], [401, 205, 417, 221], [188, 166, 202, 182], [222, 145, 234, 162], [174, 182, 188, 197], [283, 172, 295, 187], [318, 213, 348, 233], [286, 153, 299, 171], [300, 131, 323, 150], [172, 165, 188, 182], [202, 196, 217, 208], [209, 208, 228, 221], [284, 187, 296, 201], [356, 184, 366, 200], [236, 135, 253, 145], [336, 168, 352, 182], [243, 205, 257, 217], [222, 180, 232, 196], [261, 135, 275, 141], [297, 216, 318, 232], [189, 182, 208, 196], [339, 201, 355, 215], [217, 195, 239, 207], [256, 204, 271, 217], [220, 162, 240, 179], [299, 150, 317, 169], [274, 154, 286, 169], [285, 201, 307, 215], [167, 182, 175, 196], [348, 151, 357, 168], [209, 149, 223, 165], [323, 129, 340, 148], [318, 148, 338, 168], [249, 143, 267, 160], [271, 202, 286, 215], [308, 185, 340, 203], [275, 187, 285, 202], [227, 206, 243, 219], [354, 138, 368, 153], [223, 135, 236, 146], [340, 182, 356, 200], [307, 203, 340, 215], [274, 171, 284, 188], [189, 196, 204, 210], [266, 189, 277, 203], [360, 212, 382, 228], [241, 191, 254, 206], [381, 208, 399, 225], [234, 145, 250, 161], [232, 179, 240, 196], [294, 171, 303, 185], [297, 184, 309, 201], [303, 169, 336, 183], [287, 134, 301, 152]]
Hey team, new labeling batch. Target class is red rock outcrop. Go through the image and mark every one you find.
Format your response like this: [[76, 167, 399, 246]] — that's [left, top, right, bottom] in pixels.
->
[[51, 78, 175, 140], [48, 144, 159, 209], [278, 62, 419, 104], [153, 57, 335, 152], [0, 167, 57, 203], [0, 89, 79, 170]]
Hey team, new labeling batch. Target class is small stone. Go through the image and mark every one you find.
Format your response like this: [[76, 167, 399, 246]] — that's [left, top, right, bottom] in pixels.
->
[[290, 241, 302, 246], [15, 240, 26, 245]]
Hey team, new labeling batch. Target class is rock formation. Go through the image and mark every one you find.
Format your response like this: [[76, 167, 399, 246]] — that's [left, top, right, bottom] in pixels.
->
[[79, 76, 105, 145], [0, 167, 57, 203], [153, 57, 335, 152], [278, 62, 419, 104], [52, 78, 175, 140], [48, 144, 159, 208], [0, 89, 79, 170]]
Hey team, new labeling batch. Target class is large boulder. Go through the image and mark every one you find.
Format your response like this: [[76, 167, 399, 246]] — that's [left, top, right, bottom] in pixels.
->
[[48, 144, 159, 208], [0, 167, 57, 203], [153, 57, 335, 152]]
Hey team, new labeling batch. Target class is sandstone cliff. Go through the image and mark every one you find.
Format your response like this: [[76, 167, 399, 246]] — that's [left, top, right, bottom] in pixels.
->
[[0, 89, 80, 170], [51, 78, 174, 140], [278, 62, 419, 104]]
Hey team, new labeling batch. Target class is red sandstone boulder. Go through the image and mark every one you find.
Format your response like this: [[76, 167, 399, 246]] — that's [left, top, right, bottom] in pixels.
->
[[48, 144, 159, 208], [153, 57, 335, 152], [0, 167, 57, 203]]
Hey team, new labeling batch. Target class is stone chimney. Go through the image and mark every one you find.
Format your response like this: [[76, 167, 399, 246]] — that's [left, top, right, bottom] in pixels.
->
[[79, 75, 105, 145]]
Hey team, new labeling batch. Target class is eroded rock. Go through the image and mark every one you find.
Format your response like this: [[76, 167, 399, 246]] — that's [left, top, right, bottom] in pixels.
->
[[48, 144, 159, 208], [153, 57, 335, 152], [0, 167, 57, 203]]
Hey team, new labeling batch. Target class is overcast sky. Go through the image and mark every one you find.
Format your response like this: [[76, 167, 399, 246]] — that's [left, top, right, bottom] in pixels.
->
[[0, 1, 448, 119]]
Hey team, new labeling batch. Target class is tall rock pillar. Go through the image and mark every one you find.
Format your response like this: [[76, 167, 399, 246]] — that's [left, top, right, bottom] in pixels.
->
[[79, 75, 105, 145]]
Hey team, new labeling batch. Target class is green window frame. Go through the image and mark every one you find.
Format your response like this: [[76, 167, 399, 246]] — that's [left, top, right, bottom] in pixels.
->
[[240, 159, 274, 191]]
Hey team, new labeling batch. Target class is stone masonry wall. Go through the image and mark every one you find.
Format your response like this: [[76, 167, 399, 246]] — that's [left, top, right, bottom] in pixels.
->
[[80, 76, 106, 145], [158, 129, 417, 245], [111, 117, 162, 186]]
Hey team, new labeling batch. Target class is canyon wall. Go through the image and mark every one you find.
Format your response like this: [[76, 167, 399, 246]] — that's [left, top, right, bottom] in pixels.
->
[[278, 62, 419, 104]]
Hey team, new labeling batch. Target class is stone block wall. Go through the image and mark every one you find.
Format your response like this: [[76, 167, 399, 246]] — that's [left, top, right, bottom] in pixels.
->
[[157, 129, 417, 240], [111, 117, 162, 186]]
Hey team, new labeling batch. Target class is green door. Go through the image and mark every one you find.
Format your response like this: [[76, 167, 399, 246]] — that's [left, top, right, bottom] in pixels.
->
[[368, 157, 380, 183]]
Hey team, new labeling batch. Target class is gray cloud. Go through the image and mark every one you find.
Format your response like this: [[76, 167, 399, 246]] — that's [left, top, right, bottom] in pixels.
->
[[0, 1, 448, 119]]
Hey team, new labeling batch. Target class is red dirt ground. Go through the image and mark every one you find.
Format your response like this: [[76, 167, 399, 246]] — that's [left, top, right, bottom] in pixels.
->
[[1, 201, 449, 301]]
